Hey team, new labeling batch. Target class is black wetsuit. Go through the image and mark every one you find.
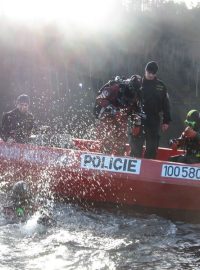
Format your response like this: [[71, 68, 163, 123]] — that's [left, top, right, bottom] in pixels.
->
[[170, 134, 200, 164]]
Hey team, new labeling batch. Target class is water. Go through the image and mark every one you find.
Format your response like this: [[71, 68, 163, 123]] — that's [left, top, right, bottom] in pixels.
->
[[1, 197, 200, 270]]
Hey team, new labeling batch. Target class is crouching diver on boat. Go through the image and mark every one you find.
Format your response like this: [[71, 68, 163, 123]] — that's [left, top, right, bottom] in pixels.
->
[[1, 94, 34, 143], [169, 110, 200, 164], [94, 75, 143, 155], [3, 181, 55, 225]]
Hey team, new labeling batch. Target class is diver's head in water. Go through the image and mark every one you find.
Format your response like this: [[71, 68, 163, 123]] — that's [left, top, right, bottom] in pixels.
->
[[11, 181, 31, 207]]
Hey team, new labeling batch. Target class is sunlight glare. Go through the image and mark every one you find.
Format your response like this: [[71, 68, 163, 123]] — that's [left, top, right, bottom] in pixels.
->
[[0, 0, 115, 29]]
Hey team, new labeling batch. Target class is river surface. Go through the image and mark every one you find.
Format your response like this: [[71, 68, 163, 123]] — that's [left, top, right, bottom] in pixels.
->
[[1, 194, 200, 270]]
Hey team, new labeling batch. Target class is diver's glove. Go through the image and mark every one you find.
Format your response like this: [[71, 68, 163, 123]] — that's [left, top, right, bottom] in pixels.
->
[[131, 126, 141, 136], [98, 105, 118, 119], [169, 139, 179, 151], [183, 127, 197, 139]]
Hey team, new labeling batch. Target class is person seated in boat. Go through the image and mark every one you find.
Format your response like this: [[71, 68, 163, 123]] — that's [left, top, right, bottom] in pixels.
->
[[1, 94, 34, 143], [3, 181, 55, 225], [169, 110, 200, 164], [94, 75, 143, 155]]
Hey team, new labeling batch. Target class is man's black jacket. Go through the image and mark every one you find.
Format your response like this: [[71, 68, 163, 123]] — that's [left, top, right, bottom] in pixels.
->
[[142, 77, 171, 127], [1, 108, 34, 143]]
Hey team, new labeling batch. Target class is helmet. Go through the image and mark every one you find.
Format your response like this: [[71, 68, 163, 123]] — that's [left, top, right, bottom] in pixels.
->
[[122, 74, 141, 100], [185, 110, 200, 130], [129, 74, 142, 90], [11, 181, 30, 205]]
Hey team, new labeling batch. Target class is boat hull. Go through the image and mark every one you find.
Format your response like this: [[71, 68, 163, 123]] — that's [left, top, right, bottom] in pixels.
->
[[0, 140, 200, 211]]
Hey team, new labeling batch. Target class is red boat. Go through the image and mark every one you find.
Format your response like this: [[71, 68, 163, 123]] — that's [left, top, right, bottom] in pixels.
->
[[0, 138, 200, 212]]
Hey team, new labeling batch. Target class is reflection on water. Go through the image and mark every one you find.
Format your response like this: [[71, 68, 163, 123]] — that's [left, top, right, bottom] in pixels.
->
[[1, 200, 200, 270]]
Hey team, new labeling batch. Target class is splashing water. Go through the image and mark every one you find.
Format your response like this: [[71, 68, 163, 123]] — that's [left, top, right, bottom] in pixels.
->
[[1, 199, 200, 269], [21, 211, 48, 236]]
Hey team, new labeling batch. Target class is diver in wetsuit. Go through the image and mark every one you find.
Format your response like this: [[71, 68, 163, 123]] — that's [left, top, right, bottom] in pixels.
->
[[3, 181, 35, 222], [3, 181, 55, 225], [170, 110, 200, 164]]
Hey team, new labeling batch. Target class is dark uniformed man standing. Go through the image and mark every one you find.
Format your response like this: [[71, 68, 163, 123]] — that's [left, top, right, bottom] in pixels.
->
[[130, 61, 171, 159], [1, 94, 34, 143]]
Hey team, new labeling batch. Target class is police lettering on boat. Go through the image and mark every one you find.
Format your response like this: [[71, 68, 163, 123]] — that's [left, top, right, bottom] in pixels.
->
[[81, 154, 141, 174]]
